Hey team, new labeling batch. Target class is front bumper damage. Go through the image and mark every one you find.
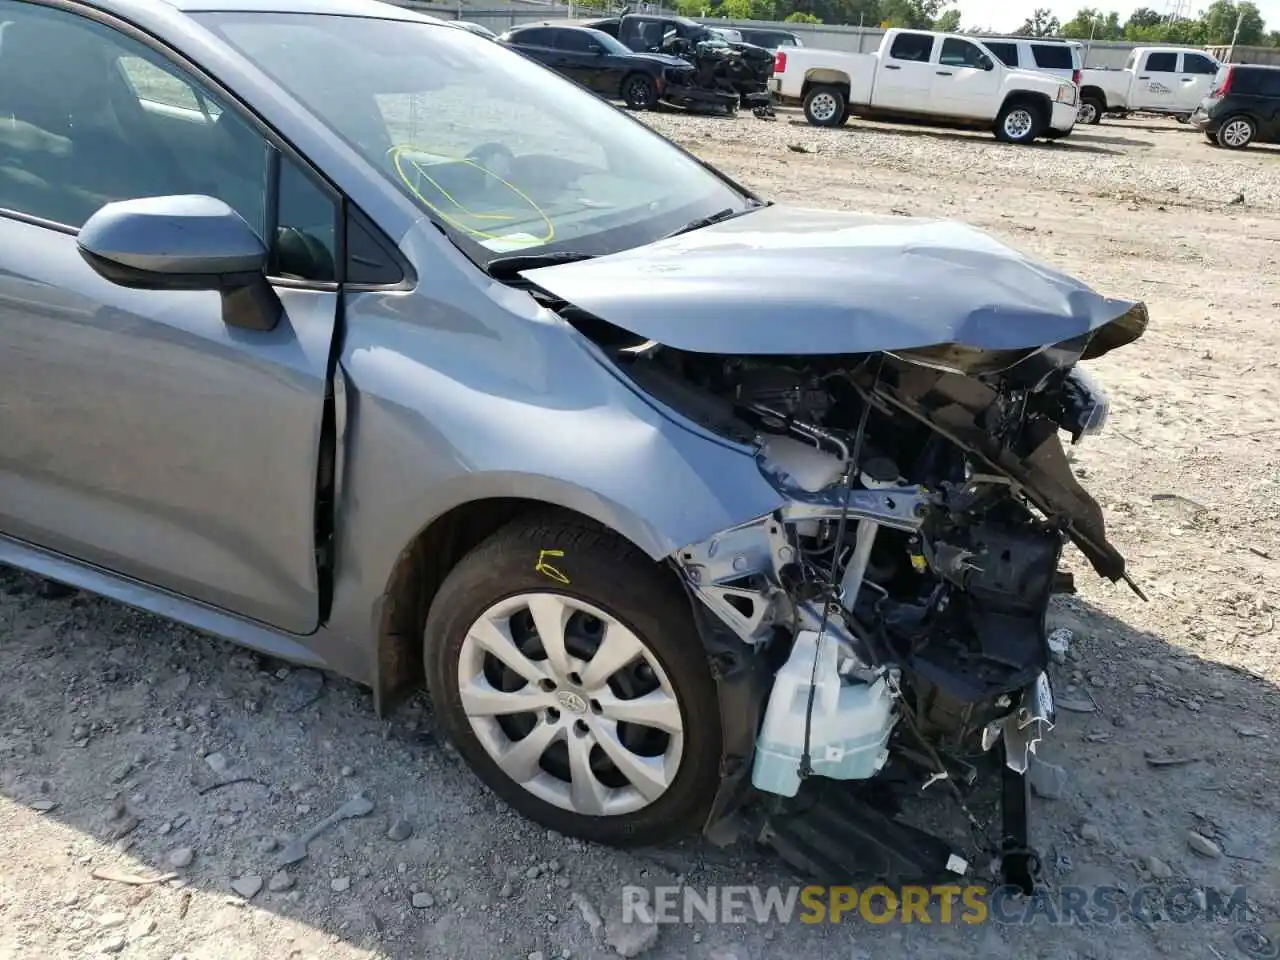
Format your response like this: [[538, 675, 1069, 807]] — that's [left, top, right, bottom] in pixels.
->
[[675, 466, 1059, 891]]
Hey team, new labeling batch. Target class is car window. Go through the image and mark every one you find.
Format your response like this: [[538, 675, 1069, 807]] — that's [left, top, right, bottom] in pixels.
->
[[1182, 53, 1218, 75], [118, 56, 222, 119], [555, 30, 597, 52], [510, 27, 555, 46], [0, 0, 337, 282], [1233, 67, 1280, 96], [939, 38, 988, 70], [200, 13, 750, 265], [982, 41, 1019, 67], [1031, 44, 1073, 70], [1144, 51, 1178, 72], [889, 32, 934, 63]]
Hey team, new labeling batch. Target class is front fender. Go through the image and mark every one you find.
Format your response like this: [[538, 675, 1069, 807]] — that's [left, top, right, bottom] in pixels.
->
[[319, 229, 784, 672]]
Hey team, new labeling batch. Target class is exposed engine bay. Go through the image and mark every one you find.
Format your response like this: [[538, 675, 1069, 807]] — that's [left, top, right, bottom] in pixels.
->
[[668, 35, 775, 115], [559, 307, 1144, 890]]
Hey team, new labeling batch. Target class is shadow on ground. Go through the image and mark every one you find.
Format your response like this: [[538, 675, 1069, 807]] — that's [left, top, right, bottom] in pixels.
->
[[0, 566, 1276, 960], [785, 117, 1126, 155]]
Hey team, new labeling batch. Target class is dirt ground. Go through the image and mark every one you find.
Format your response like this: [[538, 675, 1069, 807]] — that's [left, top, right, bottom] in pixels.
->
[[2, 112, 1278, 960]]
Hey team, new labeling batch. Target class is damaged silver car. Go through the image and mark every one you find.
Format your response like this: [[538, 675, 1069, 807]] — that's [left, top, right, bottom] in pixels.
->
[[0, 0, 1145, 890]]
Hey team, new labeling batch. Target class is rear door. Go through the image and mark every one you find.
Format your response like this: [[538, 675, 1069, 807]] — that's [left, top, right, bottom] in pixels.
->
[[874, 31, 937, 111], [0, 0, 339, 633], [931, 37, 1001, 118], [1130, 50, 1182, 110], [1176, 52, 1220, 111]]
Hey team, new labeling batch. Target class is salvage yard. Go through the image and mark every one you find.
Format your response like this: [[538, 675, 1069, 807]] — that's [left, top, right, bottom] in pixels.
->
[[2, 111, 1279, 960]]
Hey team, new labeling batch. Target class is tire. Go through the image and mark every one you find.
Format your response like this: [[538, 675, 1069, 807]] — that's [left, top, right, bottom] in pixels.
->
[[423, 513, 723, 848], [994, 100, 1043, 144], [803, 83, 847, 127], [621, 73, 658, 110], [1216, 115, 1256, 150], [1078, 95, 1104, 126]]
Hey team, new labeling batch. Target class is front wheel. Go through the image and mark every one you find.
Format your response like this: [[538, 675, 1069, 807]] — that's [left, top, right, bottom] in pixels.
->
[[1217, 116, 1256, 149], [424, 514, 723, 847], [621, 73, 658, 110], [995, 101, 1043, 144], [803, 83, 848, 127]]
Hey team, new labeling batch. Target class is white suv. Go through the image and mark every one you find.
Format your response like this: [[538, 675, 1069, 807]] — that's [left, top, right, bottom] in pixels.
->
[[980, 36, 1083, 87]]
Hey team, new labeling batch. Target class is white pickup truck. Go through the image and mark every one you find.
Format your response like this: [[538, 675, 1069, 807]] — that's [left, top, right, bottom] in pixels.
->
[[770, 28, 1078, 144], [1077, 46, 1220, 124]]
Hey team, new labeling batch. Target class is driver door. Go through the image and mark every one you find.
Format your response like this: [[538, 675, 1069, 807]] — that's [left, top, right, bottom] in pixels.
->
[[931, 37, 1001, 118], [0, 0, 338, 634]]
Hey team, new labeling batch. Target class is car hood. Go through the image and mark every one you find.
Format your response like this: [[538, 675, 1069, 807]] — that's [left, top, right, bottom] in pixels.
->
[[522, 203, 1146, 360], [628, 51, 693, 69]]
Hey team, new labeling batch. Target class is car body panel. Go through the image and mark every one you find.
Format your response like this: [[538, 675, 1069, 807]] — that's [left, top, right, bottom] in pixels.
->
[[1192, 64, 1280, 143], [521, 203, 1138, 356]]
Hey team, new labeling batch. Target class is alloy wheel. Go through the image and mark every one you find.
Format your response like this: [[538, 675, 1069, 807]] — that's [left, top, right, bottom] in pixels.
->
[[1221, 118, 1254, 148], [1004, 108, 1035, 141], [808, 91, 838, 124]]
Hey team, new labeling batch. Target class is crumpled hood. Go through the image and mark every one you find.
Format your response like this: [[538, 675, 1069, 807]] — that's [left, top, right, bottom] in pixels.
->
[[522, 203, 1146, 358]]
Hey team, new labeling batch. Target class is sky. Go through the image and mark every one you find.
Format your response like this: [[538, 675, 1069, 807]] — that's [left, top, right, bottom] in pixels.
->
[[952, 0, 1280, 32]]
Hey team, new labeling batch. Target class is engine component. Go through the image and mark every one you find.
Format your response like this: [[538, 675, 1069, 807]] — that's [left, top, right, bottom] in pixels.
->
[[751, 630, 897, 797]]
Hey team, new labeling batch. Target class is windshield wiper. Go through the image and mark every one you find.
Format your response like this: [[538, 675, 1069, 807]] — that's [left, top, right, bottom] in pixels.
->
[[661, 202, 766, 240], [484, 251, 597, 279]]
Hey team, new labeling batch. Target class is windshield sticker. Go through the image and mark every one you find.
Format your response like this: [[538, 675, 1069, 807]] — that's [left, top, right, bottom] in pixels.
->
[[479, 233, 548, 253]]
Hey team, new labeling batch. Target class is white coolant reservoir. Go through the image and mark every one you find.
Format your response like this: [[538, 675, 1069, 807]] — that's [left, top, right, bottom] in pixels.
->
[[751, 630, 897, 798]]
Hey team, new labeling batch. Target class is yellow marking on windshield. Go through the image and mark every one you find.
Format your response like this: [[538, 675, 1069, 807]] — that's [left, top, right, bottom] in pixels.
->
[[389, 145, 555, 244]]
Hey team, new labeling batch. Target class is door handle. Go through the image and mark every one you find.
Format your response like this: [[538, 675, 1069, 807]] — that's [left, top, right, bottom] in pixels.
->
[[885, 64, 901, 70], [936, 70, 953, 75], [1138, 75, 1150, 79]]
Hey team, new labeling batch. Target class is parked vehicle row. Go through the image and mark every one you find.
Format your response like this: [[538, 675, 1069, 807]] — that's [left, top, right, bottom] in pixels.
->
[[772, 28, 1079, 144]]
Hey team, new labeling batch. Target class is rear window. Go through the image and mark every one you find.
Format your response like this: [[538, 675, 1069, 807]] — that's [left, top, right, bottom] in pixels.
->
[[1234, 66, 1280, 97], [509, 26, 554, 46], [983, 40, 1018, 67], [1031, 44, 1073, 69], [889, 32, 934, 62]]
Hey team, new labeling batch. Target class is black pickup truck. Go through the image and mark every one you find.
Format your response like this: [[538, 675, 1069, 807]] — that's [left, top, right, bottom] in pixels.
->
[[582, 13, 774, 111]]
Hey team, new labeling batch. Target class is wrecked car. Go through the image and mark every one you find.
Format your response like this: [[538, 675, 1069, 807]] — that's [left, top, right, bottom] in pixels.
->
[[584, 13, 775, 113], [498, 23, 737, 114], [0, 0, 1145, 892]]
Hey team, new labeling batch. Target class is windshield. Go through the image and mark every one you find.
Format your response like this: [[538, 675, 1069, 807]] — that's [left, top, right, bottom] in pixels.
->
[[196, 13, 750, 263]]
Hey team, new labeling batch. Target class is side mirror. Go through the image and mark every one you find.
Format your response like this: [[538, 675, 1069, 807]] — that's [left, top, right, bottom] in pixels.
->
[[587, 43, 603, 55], [979, 54, 994, 71], [76, 195, 281, 332]]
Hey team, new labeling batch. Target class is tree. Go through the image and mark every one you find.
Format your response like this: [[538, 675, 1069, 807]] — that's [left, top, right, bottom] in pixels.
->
[[1201, 0, 1265, 45], [1016, 7, 1061, 36], [784, 10, 822, 22], [933, 7, 962, 31], [1124, 6, 1163, 29], [878, 0, 946, 29], [1060, 7, 1122, 40]]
